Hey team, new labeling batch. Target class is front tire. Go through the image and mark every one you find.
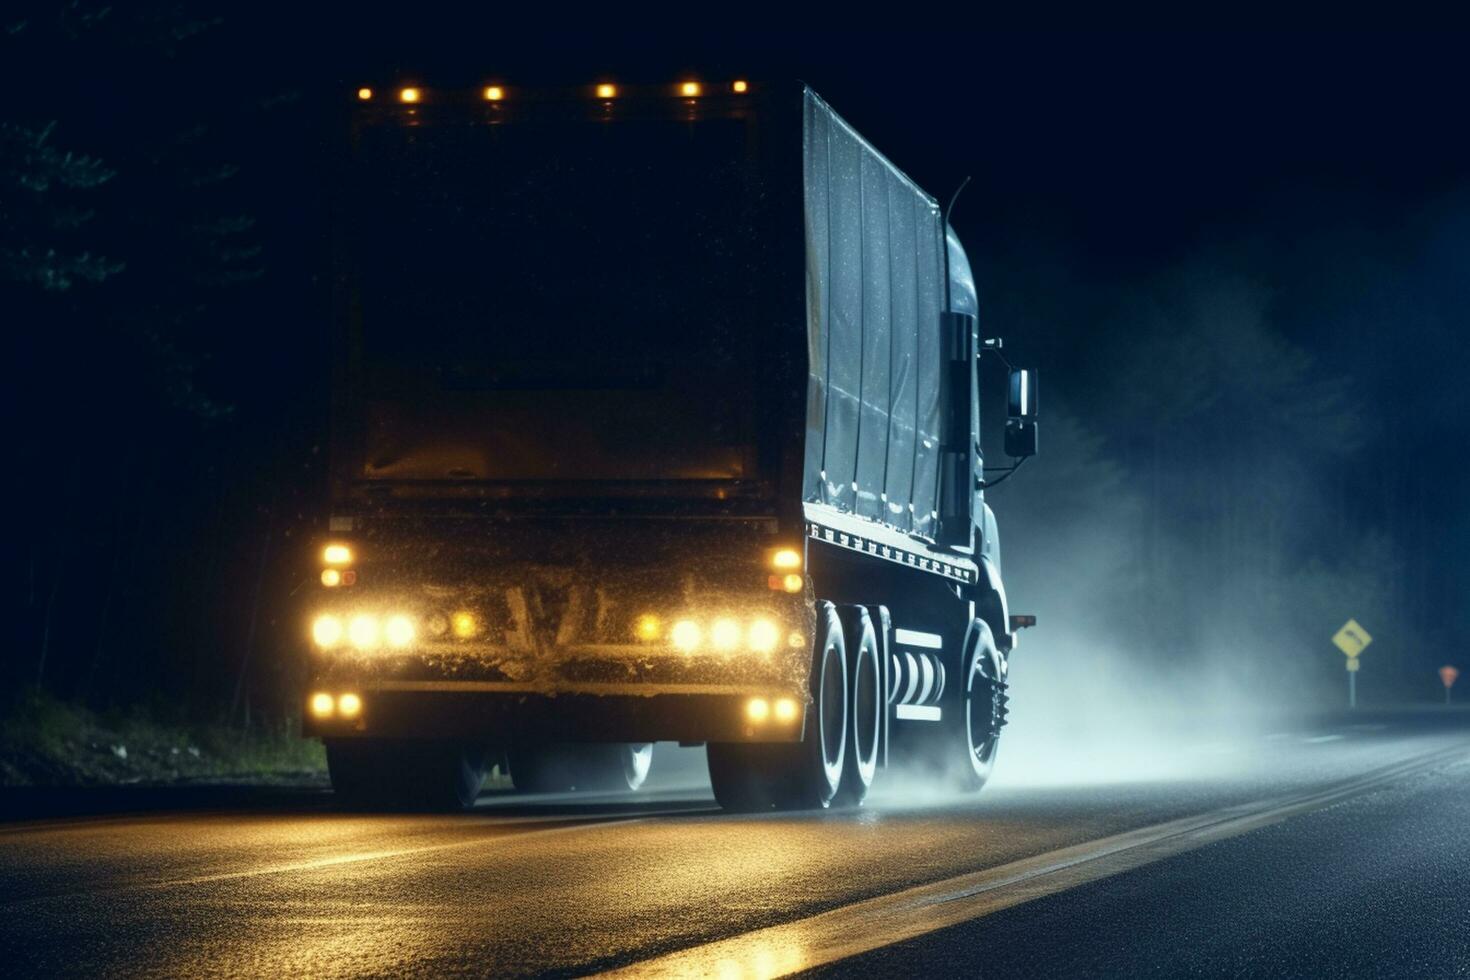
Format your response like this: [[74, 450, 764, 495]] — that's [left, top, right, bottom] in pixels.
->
[[952, 619, 1006, 792], [326, 739, 488, 811]]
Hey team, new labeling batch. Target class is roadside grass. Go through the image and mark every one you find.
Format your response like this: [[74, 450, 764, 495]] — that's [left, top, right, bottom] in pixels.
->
[[0, 689, 326, 787]]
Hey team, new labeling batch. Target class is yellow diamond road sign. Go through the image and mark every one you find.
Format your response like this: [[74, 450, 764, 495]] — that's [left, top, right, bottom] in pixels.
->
[[1332, 619, 1372, 658]]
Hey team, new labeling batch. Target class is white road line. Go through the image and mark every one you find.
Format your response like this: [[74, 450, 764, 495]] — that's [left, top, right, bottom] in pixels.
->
[[1304, 734, 1345, 744], [602, 742, 1470, 979]]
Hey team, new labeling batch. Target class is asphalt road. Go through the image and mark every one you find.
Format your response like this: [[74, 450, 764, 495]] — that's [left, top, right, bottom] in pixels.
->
[[2, 708, 1468, 978]]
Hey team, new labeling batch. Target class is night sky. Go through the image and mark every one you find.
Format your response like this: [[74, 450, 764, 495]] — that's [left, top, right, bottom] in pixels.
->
[[9, 21, 1469, 719]]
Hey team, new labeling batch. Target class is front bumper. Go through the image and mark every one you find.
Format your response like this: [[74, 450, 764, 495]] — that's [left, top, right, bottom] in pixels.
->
[[303, 683, 808, 744]]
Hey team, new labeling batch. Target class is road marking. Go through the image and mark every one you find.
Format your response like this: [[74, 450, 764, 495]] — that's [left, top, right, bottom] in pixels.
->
[[1304, 734, 1345, 743], [0, 805, 717, 907], [602, 742, 1470, 979]]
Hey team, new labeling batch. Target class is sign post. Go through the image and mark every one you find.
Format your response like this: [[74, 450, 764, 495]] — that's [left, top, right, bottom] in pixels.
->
[[1440, 666, 1459, 705], [1332, 619, 1372, 709]]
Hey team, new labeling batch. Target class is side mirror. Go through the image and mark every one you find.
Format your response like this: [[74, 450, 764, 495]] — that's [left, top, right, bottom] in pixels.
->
[[1004, 368, 1039, 458], [1007, 368, 1038, 420]]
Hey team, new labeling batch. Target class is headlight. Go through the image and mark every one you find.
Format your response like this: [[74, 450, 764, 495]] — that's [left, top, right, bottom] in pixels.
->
[[748, 619, 779, 653], [312, 615, 343, 648], [671, 620, 702, 652], [384, 615, 414, 648], [711, 618, 741, 651], [348, 614, 380, 650]]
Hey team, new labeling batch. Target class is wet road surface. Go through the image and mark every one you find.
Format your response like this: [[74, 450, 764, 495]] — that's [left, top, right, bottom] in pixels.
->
[[2, 708, 1467, 977]]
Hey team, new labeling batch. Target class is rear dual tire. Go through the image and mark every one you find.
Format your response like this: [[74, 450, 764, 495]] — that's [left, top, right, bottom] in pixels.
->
[[707, 602, 858, 811]]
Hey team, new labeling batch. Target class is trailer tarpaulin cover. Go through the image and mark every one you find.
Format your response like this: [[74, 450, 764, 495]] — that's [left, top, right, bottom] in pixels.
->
[[803, 88, 944, 537]]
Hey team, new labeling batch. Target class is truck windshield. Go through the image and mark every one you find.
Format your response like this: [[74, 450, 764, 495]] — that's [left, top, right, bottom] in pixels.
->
[[343, 114, 779, 487]]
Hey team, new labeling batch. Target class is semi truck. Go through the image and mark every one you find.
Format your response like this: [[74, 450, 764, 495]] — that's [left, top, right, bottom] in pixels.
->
[[304, 79, 1039, 810]]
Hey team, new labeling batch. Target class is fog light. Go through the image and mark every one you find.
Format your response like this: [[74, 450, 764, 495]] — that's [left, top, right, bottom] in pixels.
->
[[671, 619, 701, 652], [309, 692, 334, 718], [312, 615, 343, 648], [748, 619, 779, 653], [321, 568, 342, 587], [634, 614, 661, 641], [746, 697, 770, 722], [451, 611, 478, 639], [774, 697, 799, 722], [337, 692, 362, 718], [711, 618, 740, 651], [348, 614, 380, 650], [384, 615, 414, 648]]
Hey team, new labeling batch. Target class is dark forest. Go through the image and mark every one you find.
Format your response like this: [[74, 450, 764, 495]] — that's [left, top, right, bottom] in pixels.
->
[[8, 16, 1468, 751]]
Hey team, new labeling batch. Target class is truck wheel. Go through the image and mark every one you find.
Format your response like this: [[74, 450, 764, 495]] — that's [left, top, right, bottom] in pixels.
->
[[832, 606, 880, 807], [952, 619, 1006, 792], [706, 742, 785, 811], [774, 601, 848, 810], [707, 602, 848, 811], [326, 739, 489, 811], [508, 743, 653, 793]]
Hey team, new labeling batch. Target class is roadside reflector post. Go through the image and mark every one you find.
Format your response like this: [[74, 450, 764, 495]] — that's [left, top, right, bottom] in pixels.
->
[[1441, 665, 1459, 705], [1332, 619, 1372, 710]]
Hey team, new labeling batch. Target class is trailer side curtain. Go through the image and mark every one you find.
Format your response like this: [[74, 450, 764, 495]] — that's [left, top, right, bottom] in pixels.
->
[[803, 88, 944, 536]]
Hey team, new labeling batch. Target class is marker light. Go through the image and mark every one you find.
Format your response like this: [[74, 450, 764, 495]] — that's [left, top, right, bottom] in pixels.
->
[[321, 568, 342, 587], [711, 618, 741, 651], [348, 614, 380, 650], [337, 692, 362, 719], [357, 87, 373, 101], [310, 692, 334, 718], [774, 697, 799, 722], [312, 615, 343, 648], [671, 619, 701, 652], [679, 81, 702, 98], [778, 574, 804, 594], [732, 80, 748, 93], [385, 615, 414, 648], [451, 611, 478, 639], [596, 83, 618, 99], [746, 697, 770, 722], [323, 544, 353, 565], [483, 85, 504, 101], [771, 548, 802, 570], [399, 87, 421, 103], [748, 619, 779, 654], [634, 614, 661, 641]]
